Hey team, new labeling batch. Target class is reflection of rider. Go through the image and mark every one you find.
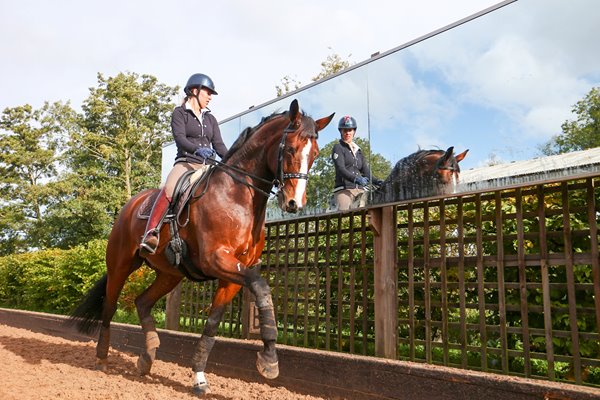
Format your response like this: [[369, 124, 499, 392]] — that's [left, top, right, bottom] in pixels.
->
[[139, 73, 228, 256], [331, 116, 383, 210]]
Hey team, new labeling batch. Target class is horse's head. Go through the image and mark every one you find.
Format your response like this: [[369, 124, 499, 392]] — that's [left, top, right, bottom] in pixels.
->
[[423, 146, 469, 191], [273, 100, 334, 213]]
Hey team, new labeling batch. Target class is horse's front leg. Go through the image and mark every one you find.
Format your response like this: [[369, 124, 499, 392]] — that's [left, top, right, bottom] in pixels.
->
[[202, 250, 279, 381], [244, 262, 279, 379], [192, 282, 241, 395]]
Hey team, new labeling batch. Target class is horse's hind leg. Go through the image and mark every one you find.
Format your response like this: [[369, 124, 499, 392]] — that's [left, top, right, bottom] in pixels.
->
[[96, 254, 144, 371], [134, 270, 182, 376], [191, 282, 241, 395]]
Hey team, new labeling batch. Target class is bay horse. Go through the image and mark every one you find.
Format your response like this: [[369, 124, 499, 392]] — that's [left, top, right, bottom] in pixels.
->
[[372, 146, 468, 203], [69, 99, 334, 395]]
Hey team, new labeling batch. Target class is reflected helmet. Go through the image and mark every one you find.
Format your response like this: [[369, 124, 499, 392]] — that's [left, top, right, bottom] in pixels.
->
[[338, 115, 357, 130], [184, 73, 218, 95]]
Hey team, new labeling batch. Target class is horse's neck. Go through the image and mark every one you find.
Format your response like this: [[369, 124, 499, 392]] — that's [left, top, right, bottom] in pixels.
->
[[222, 125, 281, 195]]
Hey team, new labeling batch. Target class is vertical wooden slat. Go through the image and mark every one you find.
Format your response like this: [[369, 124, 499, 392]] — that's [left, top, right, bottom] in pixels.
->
[[423, 203, 432, 363], [586, 178, 600, 351], [457, 197, 467, 368], [516, 188, 531, 376], [475, 194, 488, 371], [562, 182, 581, 383], [325, 217, 332, 351], [537, 185, 555, 380], [292, 220, 300, 346], [314, 218, 322, 349], [439, 199, 449, 365], [360, 212, 369, 355], [302, 219, 311, 348], [348, 214, 357, 353], [495, 191, 508, 373], [281, 222, 291, 343], [336, 214, 344, 352], [408, 204, 415, 361]]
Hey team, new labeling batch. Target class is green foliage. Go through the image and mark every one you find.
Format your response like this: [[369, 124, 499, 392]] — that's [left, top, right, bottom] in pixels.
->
[[0, 239, 163, 324], [540, 87, 600, 155], [0, 72, 178, 250], [0, 101, 75, 254], [276, 50, 353, 97], [0, 240, 107, 313]]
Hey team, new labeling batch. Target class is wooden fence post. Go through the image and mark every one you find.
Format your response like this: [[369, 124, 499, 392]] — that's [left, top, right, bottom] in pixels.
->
[[369, 205, 398, 359], [165, 281, 182, 331]]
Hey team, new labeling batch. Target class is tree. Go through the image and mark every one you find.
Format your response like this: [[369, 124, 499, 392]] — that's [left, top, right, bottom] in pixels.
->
[[55, 72, 178, 247], [305, 137, 392, 210], [0, 102, 74, 254], [276, 49, 353, 97], [540, 87, 600, 155]]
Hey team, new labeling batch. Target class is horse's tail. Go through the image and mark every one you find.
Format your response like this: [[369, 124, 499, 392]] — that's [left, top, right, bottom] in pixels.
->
[[67, 274, 107, 335]]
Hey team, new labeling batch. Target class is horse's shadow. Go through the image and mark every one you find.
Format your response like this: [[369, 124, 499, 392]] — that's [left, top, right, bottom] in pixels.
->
[[0, 334, 230, 399]]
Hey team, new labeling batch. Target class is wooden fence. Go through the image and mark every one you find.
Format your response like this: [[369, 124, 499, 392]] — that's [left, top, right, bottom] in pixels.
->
[[166, 173, 600, 387]]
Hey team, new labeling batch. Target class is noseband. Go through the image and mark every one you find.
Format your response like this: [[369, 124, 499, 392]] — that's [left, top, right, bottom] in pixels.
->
[[274, 124, 310, 190]]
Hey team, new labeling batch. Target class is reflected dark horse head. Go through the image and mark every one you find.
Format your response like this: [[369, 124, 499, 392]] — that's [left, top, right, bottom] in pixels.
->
[[373, 146, 468, 203], [69, 99, 334, 394]]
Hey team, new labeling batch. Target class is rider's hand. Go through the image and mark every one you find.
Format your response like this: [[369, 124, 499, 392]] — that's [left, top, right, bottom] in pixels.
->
[[373, 178, 384, 186], [354, 176, 369, 186], [194, 147, 215, 159]]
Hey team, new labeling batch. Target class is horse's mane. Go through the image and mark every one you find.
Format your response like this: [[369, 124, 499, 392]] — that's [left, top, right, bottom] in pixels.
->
[[221, 110, 313, 163]]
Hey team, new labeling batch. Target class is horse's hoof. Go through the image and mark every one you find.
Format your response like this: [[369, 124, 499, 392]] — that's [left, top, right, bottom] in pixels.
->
[[95, 358, 108, 372], [256, 351, 279, 379], [192, 383, 211, 396], [137, 353, 152, 376]]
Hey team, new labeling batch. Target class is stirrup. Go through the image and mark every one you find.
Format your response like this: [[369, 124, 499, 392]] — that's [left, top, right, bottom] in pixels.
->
[[139, 229, 159, 255]]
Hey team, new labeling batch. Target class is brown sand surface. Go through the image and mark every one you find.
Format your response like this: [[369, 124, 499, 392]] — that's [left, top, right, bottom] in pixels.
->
[[0, 323, 329, 400]]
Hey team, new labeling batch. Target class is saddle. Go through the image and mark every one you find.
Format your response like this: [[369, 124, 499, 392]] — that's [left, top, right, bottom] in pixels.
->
[[137, 167, 216, 282]]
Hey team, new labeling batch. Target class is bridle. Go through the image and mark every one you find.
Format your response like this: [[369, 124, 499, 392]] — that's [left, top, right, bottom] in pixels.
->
[[274, 123, 310, 189]]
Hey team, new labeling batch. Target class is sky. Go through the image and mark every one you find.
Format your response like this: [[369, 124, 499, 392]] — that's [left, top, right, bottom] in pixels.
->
[[2, 0, 599, 173], [0, 1, 500, 118]]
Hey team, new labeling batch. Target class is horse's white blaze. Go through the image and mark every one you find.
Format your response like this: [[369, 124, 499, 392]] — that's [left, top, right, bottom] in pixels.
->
[[194, 371, 207, 385], [293, 140, 312, 206]]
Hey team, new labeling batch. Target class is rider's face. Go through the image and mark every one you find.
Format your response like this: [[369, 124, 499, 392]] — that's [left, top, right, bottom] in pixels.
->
[[340, 128, 355, 144], [193, 87, 213, 109]]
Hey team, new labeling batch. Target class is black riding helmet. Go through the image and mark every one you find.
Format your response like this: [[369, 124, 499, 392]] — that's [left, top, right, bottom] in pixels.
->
[[184, 73, 218, 95], [338, 115, 357, 130]]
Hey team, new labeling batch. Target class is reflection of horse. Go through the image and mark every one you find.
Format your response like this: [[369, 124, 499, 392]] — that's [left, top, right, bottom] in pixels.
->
[[373, 146, 468, 203], [69, 100, 334, 395]]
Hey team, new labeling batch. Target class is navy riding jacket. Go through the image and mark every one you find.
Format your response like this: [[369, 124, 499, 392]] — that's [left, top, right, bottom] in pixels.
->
[[171, 105, 228, 162]]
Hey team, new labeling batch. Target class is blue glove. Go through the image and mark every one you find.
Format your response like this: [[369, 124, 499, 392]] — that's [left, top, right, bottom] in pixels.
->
[[354, 176, 369, 186], [194, 147, 215, 159]]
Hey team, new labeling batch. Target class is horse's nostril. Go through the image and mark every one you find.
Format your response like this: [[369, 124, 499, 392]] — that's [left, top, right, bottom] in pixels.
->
[[287, 199, 298, 212]]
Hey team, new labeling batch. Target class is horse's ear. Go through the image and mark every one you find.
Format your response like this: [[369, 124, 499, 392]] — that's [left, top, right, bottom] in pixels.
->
[[289, 99, 300, 123], [440, 146, 454, 164], [315, 112, 335, 132], [455, 149, 469, 163]]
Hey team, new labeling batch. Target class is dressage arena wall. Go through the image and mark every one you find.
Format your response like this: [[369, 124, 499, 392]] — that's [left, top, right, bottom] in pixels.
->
[[2, 308, 599, 400], [168, 172, 600, 389]]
